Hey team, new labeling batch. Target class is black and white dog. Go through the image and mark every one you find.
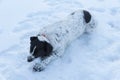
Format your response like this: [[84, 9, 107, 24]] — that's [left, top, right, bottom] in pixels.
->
[[27, 10, 96, 72]]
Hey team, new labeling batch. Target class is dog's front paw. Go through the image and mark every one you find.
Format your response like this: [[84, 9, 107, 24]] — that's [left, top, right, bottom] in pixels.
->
[[33, 63, 45, 72]]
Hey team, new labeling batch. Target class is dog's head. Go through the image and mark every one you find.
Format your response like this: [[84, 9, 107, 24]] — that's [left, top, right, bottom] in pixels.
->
[[27, 36, 53, 62]]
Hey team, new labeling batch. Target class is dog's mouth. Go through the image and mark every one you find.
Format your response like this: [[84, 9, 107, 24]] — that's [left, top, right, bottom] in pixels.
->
[[27, 56, 35, 62]]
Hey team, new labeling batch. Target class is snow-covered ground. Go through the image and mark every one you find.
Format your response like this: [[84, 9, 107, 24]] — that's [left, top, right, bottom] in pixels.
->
[[0, 0, 120, 80]]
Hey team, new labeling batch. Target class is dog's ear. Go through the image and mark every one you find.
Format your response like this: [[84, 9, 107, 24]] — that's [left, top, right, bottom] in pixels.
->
[[30, 36, 38, 41], [44, 41, 53, 55]]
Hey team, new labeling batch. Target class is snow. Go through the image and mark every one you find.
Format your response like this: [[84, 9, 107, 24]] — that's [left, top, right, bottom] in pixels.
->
[[0, 0, 120, 80]]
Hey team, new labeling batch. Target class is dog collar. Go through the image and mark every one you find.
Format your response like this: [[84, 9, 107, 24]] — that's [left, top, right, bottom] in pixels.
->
[[37, 34, 50, 43]]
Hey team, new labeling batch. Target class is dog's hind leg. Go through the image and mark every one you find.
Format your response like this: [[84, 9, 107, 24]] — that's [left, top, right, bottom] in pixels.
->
[[83, 10, 97, 33], [85, 17, 97, 33]]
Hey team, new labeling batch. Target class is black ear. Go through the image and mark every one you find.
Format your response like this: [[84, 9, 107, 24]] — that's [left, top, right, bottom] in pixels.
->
[[44, 42, 53, 55], [30, 36, 38, 41], [83, 10, 91, 23]]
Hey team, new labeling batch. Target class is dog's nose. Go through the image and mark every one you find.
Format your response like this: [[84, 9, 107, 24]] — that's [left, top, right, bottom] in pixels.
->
[[27, 56, 34, 62]]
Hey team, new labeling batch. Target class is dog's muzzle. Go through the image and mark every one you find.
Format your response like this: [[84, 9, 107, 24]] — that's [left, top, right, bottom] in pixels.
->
[[27, 56, 35, 62]]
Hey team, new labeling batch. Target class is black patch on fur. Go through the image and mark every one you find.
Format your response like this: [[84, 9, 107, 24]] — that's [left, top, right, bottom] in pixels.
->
[[30, 36, 37, 41], [83, 10, 91, 23], [43, 41, 53, 58], [71, 12, 75, 15], [29, 36, 53, 60]]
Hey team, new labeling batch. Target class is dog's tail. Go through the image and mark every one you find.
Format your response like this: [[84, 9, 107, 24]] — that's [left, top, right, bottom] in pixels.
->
[[83, 10, 97, 33]]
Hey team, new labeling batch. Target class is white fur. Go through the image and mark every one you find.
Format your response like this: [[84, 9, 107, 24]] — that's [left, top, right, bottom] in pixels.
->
[[33, 10, 96, 71], [38, 35, 50, 43]]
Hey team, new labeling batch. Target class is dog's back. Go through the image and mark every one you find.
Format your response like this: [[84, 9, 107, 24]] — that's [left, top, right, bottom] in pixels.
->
[[38, 10, 96, 50]]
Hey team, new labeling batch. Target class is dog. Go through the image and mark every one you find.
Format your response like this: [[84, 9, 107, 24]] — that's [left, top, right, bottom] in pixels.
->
[[27, 10, 96, 72]]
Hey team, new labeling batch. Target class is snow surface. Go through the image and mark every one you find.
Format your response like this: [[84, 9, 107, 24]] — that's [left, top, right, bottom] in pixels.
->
[[0, 0, 120, 80]]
